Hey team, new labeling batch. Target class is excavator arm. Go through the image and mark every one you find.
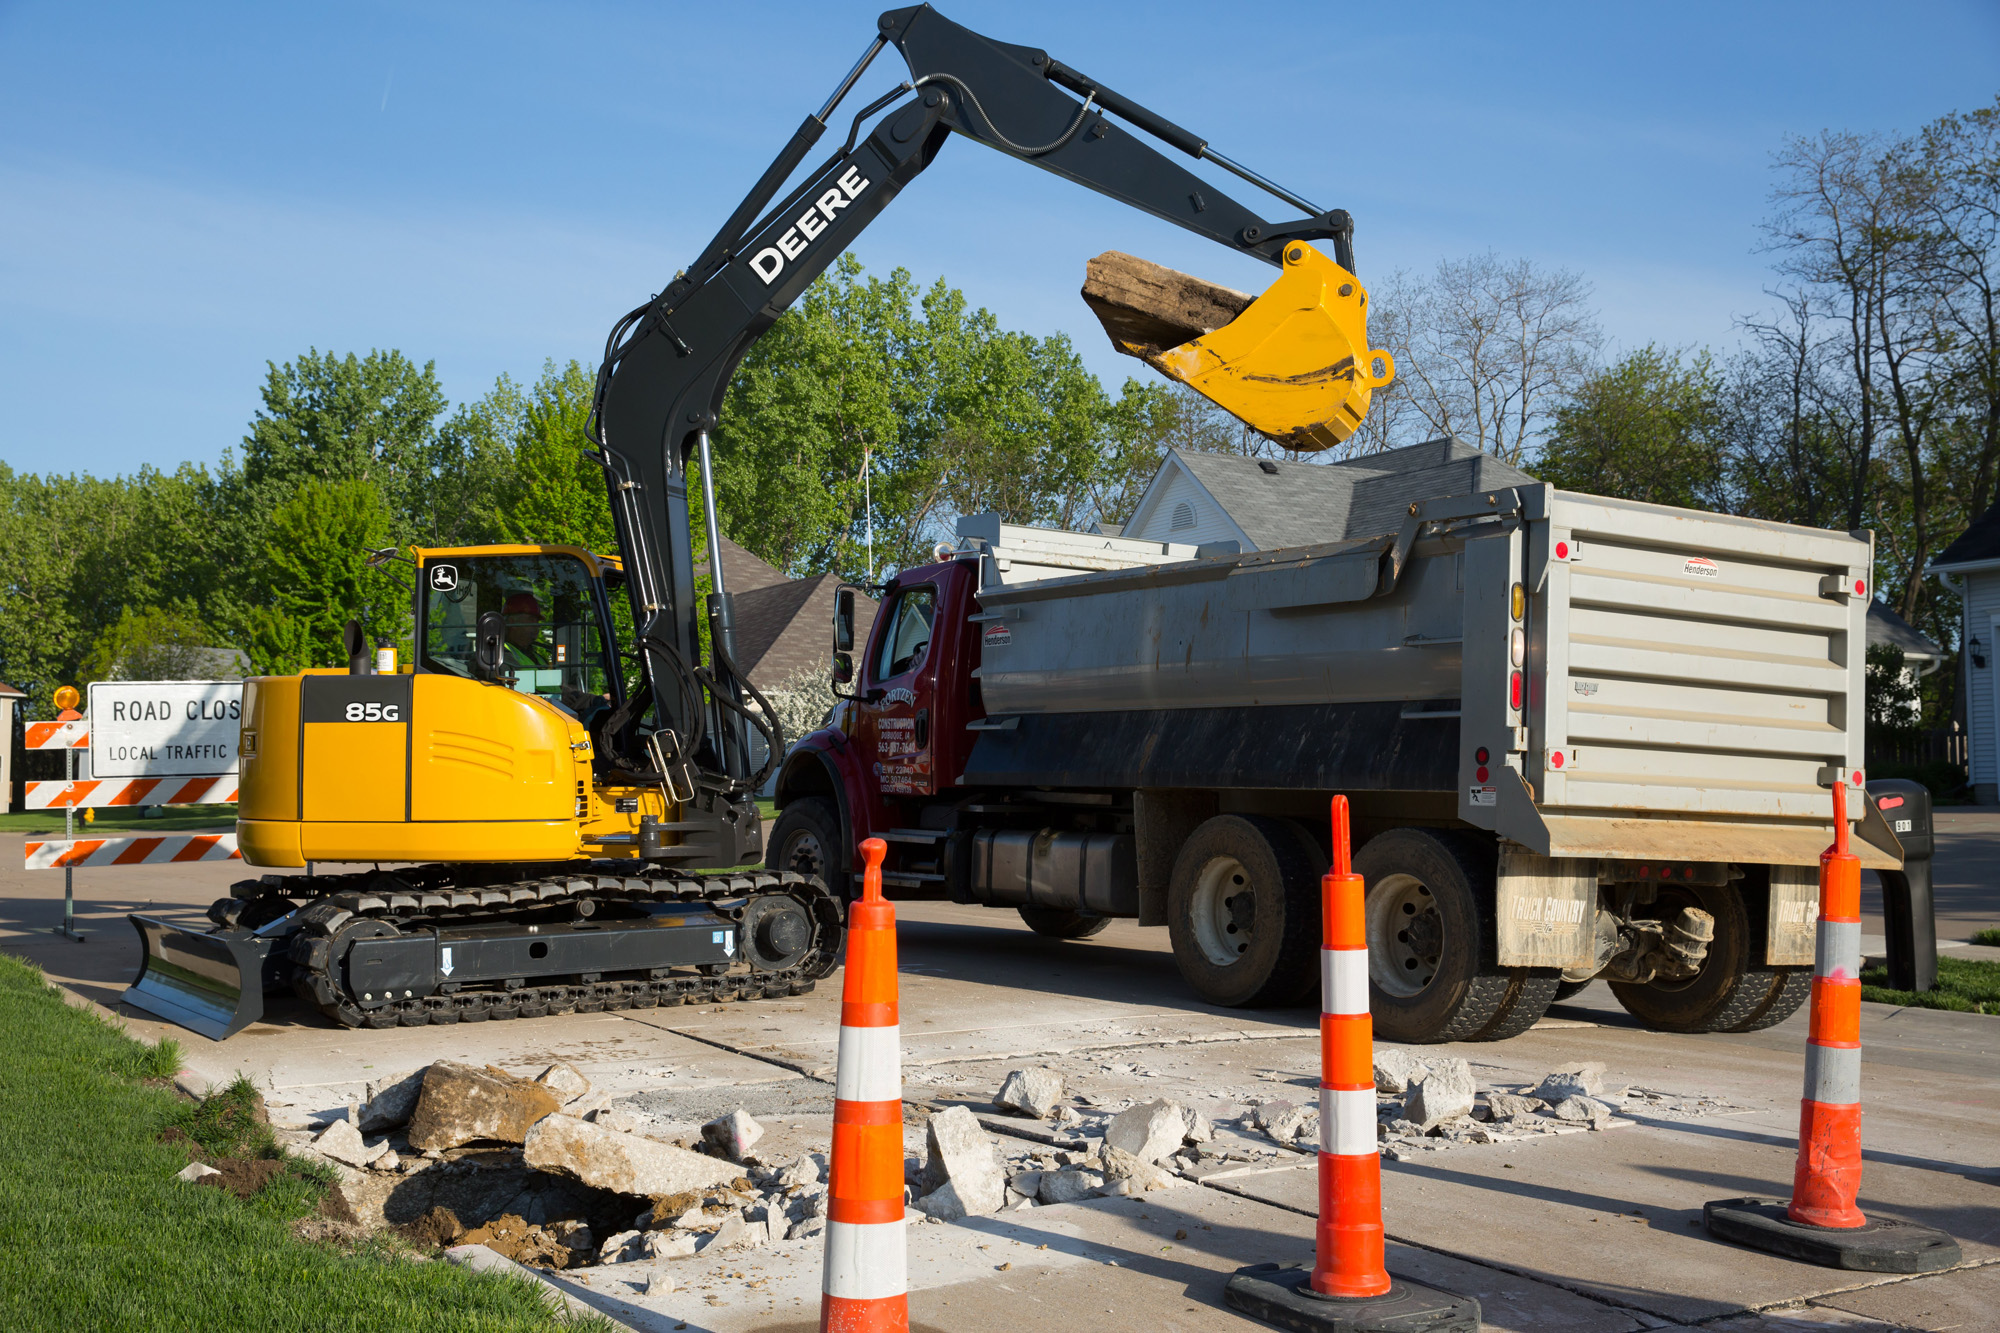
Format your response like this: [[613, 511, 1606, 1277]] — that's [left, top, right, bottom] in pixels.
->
[[593, 4, 1390, 833]]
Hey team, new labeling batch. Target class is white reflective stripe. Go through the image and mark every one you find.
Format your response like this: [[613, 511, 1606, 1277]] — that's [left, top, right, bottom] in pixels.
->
[[834, 1024, 902, 1103], [1322, 948, 1368, 1015], [821, 1218, 908, 1299], [1803, 1043, 1860, 1106], [1814, 920, 1861, 978], [1318, 1087, 1375, 1156]]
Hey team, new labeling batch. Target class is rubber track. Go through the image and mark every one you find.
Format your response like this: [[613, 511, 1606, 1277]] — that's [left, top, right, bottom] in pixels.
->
[[278, 865, 842, 1030]]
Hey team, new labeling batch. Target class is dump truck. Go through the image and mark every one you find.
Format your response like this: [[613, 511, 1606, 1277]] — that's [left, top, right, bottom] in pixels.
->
[[124, 5, 1403, 1039], [768, 448, 1911, 1042]]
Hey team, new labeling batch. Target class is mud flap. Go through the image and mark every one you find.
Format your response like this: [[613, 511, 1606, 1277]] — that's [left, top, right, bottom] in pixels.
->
[[124, 915, 276, 1041]]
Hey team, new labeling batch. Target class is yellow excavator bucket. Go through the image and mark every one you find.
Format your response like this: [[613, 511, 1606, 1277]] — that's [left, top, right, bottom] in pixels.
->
[[1107, 244, 1396, 452]]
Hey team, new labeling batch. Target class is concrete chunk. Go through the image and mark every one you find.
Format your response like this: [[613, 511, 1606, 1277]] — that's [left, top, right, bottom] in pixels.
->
[[1372, 1048, 1420, 1095], [522, 1114, 743, 1197], [1082, 251, 1254, 358], [1485, 1092, 1546, 1121], [1179, 1105, 1214, 1145], [406, 1061, 562, 1152], [1037, 1166, 1109, 1204], [1551, 1095, 1614, 1129], [312, 1117, 388, 1168], [995, 1067, 1067, 1119], [917, 1106, 1006, 1216], [358, 1068, 426, 1133], [1104, 1099, 1187, 1164], [1101, 1146, 1182, 1194], [534, 1062, 592, 1107], [1534, 1063, 1608, 1102], [1405, 1059, 1476, 1130], [175, 1161, 221, 1183], [701, 1108, 764, 1161]]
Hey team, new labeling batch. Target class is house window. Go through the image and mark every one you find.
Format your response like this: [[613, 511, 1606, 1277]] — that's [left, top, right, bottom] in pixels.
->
[[1170, 501, 1196, 531]]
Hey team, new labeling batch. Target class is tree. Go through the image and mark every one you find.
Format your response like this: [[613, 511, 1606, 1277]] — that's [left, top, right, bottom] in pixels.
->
[[1536, 347, 1726, 509], [81, 604, 216, 682], [1376, 254, 1602, 463], [495, 360, 616, 554], [248, 479, 408, 674]]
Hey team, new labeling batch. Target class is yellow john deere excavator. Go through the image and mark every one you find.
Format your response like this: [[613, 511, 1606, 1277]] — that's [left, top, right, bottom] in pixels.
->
[[125, 3, 1393, 1039]]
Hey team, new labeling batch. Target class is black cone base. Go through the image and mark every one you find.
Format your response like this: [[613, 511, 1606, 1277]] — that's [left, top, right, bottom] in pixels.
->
[[1223, 1264, 1479, 1333], [1704, 1198, 1961, 1274]]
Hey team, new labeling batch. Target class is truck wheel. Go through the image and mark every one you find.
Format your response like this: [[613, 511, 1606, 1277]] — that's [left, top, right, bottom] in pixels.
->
[[1607, 882, 1807, 1033], [1552, 979, 1591, 1003], [1167, 815, 1319, 1008], [1355, 828, 1544, 1043], [766, 797, 848, 898], [1017, 906, 1113, 939]]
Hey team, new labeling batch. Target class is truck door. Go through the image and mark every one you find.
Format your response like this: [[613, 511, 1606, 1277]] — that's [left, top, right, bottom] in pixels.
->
[[853, 575, 942, 797]]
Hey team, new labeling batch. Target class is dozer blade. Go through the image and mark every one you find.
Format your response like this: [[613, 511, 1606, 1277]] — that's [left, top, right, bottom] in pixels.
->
[[1082, 245, 1395, 451], [124, 914, 276, 1041]]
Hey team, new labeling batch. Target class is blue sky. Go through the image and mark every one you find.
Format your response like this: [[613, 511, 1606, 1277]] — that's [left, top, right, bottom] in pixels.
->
[[4, 1, 1997, 478]]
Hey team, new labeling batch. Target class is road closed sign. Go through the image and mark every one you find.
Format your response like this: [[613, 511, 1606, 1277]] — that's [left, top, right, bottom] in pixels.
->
[[87, 680, 242, 778]]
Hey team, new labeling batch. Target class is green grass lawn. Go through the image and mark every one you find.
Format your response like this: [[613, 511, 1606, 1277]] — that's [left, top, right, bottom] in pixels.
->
[[0, 954, 609, 1332], [1860, 954, 2000, 1015], [0, 804, 237, 837]]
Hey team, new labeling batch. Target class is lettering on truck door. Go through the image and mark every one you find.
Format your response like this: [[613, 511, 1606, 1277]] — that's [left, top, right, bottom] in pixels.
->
[[854, 579, 940, 797]]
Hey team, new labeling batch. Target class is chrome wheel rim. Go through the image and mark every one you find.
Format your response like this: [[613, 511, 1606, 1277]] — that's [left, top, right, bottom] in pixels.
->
[[781, 827, 826, 878], [1368, 872, 1442, 998], [1190, 854, 1256, 967]]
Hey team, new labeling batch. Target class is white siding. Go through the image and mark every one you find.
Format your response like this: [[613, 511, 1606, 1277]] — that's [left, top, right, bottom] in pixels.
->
[[1126, 468, 1247, 549], [1970, 570, 2000, 785]]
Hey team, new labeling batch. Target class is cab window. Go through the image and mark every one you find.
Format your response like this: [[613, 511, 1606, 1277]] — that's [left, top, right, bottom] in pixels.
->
[[874, 586, 935, 681], [420, 553, 615, 709]]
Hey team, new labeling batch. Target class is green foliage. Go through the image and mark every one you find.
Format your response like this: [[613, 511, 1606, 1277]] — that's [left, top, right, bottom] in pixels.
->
[[249, 479, 409, 674], [1969, 927, 2000, 946], [1860, 955, 2000, 1014], [1865, 757, 1967, 799], [1536, 346, 1726, 509], [495, 361, 616, 554], [0, 953, 608, 1332], [81, 603, 215, 683]]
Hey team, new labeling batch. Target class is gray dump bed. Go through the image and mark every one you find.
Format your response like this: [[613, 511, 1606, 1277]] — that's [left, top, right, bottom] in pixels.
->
[[956, 483, 1891, 870]]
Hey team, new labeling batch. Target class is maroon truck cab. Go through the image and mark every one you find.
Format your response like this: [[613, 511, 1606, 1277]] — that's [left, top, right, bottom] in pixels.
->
[[767, 557, 982, 896]]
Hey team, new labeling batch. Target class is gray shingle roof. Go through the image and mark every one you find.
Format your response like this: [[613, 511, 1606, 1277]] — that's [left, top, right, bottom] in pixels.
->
[[1932, 498, 2000, 569], [1171, 437, 1539, 550], [1865, 600, 1942, 662]]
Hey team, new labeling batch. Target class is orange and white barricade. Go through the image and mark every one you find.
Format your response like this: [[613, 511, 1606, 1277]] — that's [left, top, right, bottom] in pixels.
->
[[821, 836, 907, 1333], [26, 775, 237, 810], [26, 833, 241, 870]]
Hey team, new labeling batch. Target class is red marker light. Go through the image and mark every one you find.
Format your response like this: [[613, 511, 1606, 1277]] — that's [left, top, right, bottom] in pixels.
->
[[1475, 747, 1489, 764], [1854, 579, 1865, 596], [1878, 795, 1904, 810], [1550, 750, 1565, 770], [1475, 766, 1489, 783], [1555, 541, 1570, 560], [1852, 770, 1864, 787], [1509, 672, 1523, 709]]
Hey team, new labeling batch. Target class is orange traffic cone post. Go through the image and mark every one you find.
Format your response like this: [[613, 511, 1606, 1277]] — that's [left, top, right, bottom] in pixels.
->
[[1224, 797, 1479, 1331], [821, 837, 909, 1333], [1704, 783, 1959, 1272]]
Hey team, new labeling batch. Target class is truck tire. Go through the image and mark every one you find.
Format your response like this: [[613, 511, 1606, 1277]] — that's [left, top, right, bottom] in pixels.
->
[[1355, 828, 1552, 1043], [766, 797, 848, 899], [1167, 815, 1320, 1008], [1551, 979, 1591, 1003], [1607, 882, 1808, 1033], [1017, 906, 1113, 939]]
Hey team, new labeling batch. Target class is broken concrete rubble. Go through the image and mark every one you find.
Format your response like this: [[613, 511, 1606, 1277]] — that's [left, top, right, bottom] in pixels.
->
[[1551, 1095, 1614, 1129], [1101, 1145, 1182, 1194], [1037, 1165, 1109, 1204], [917, 1106, 1006, 1217], [1372, 1048, 1420, 1095], [700, 1108, 764, 1161], [995, 1066, 1066, 1119], [1405, 1059, 1477, 1130], [1103, 1099, 1186, 1164], [522, 1113, 743, 1197], [1484, 1092, 1546, 1121], [358, 1068, 426, 1133], [313, 1117, 389, 1168], [176, 1161, 221, 1184], [1261, 1103, 1319, 1147], [406, 1062, 562, 1152], [1534, 1062, 1608, 1102], [534, 1062, 592, 1106]]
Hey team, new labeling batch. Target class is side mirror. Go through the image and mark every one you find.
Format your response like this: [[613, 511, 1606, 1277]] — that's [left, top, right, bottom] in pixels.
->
[[473, 610, 507, 680], [834, 587, 856, 652], [831, 652, 853, 685]]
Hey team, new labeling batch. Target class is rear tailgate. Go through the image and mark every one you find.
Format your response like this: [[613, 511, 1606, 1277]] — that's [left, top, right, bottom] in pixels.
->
[[1532, 491, 1884, 867]]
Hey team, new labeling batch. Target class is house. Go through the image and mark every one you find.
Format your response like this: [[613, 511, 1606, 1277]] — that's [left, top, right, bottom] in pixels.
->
[[1929, 502, 2000, 801], [0, 681, 23, 811], [705, 535, 877, 696], [1120, 437, 1538, 549]]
